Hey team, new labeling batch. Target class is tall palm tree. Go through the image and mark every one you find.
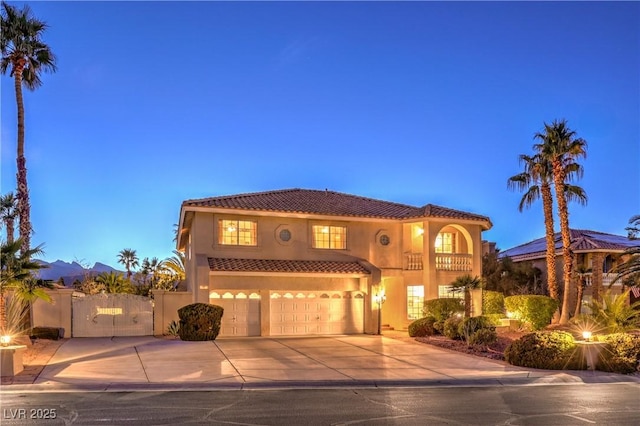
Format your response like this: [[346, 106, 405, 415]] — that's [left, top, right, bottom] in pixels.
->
[[96, 271, 131, 294], [534, 119, 587, 324], [117, 248, 139, 279], [573, 264, 591, 317], [0, 192, 18, 244], [508, 153, 559, 301], [141, 257, 161, 286], [1, 2, 57, 255], [0, 238, 43, 332]]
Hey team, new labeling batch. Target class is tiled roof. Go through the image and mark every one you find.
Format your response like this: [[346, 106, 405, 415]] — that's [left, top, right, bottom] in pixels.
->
[[208, 258, 370, 274], [184, 188, 491, 224], [499, 229, 640, 261]]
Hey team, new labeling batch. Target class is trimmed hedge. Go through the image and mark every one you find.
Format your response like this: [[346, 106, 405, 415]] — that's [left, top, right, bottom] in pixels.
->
[[482, 291, 505, 315], [423, 298, 464, 322], [504, 331, 585, 370], [469, 328, 498, 346], [178, 303, 224, 341], [408, 316, 437, 337], [504, 295, 558, 330], [595, 333, 640, 374]]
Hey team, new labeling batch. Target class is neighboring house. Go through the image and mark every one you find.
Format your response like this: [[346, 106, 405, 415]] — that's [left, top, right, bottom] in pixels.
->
[[499, 229, 640, 307], [176, 188, 492, 336]]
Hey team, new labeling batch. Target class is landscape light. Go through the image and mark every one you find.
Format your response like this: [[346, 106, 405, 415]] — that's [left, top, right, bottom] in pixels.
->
[[582, 330, 592, 342], [0, 335, 11, 347]]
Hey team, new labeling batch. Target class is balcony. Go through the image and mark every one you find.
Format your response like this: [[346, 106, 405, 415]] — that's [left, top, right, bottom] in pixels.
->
[[404, 253, 473, 272], [435, 254, 472, 272], [585, 273, 620, 287]]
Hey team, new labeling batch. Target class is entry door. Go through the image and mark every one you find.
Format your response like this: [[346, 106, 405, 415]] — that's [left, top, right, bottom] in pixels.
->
[[210, 291, 260, 337]]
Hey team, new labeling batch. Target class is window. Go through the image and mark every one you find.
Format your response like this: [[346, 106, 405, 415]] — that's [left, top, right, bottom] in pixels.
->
[[218, 219, 257, 246], [407, 285, 424, 320], [312, 225, 347, 249], [438, 285, 463, 299], [435, 232, 455, 253]]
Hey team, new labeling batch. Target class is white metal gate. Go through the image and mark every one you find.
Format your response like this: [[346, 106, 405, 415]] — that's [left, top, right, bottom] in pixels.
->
[[72, 293, 154, 337]]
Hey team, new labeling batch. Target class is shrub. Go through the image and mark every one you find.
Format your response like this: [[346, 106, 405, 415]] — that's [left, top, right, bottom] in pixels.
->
[[177, 303, 224, 341], [595, 333, 640, 374], [433, 320, 445, 335], [423, 298, 464, 322], [469, 328, 498, 346], [484, 314, 504, 327], [504, 331, 585, 370], [483, 291, 505, 315], [408, 316, 437, 337], [166, 320, 180, 337], [504, 295, 558, 330], [586, 290, 640, 333], [459, 316, 495, 344], [443, 316, 463, 340]]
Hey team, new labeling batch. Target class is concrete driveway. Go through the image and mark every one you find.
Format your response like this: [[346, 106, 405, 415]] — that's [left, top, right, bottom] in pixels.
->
[[26, 333, 637, 391]]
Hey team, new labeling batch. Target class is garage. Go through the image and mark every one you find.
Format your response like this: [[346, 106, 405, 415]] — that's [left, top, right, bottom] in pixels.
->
[[209, 291, 261, 337], [270, 291, 364, 336]]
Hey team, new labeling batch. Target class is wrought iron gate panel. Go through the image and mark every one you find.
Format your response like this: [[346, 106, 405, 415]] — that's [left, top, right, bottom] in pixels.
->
[[72, 293, 154, 337]]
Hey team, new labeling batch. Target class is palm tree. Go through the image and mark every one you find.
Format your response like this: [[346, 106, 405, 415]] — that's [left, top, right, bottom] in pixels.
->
[[613, 214, 640, 285], [573, 264, 591, 317], [0, 192, 17, 243], [1, 2, 57, 255], [117, 248, 139, 279], [14, 276, 52, 332], [161, 250, 185, 281], [96, 271, 131, 294], [141, 257, 161, 287], [534, 119, 588, 324], [508, 153, 559, 301], [450, 274, 481, 317], [0, 238, 44, 332]]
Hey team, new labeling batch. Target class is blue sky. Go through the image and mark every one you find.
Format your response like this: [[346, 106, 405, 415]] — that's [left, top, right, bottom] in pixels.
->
[[1, 1, 638, 267]]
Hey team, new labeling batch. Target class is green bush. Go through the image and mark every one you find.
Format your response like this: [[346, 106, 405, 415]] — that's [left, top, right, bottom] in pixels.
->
[[166, 320, 180, 336], [483, 291, 505, 315], [408, 316, 437, 337], [433, 320, 445, 335], [504, 331, 585, 370], [459, 316, 495, 344], [484, 313, 504, 326], [595, 333, 640, 374], [443, 316, 463, 340], [469, 328, 498, 346], [177, 303, 224, 341], [423, 298, 464, 322], [504, 295, 558, 330]]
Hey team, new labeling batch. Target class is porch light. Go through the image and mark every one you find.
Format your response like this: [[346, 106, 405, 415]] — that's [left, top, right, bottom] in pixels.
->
[[0, 335, 11, 347], [582, 330, 593, 342]]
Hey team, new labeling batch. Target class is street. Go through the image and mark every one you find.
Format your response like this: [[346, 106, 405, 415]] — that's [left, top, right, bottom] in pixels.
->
[[2, 383, 639, 425]]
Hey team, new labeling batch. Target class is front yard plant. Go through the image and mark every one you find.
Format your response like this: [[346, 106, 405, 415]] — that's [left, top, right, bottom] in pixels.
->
[[177, 303, 223, 341], [504, 294, 558, 330], [504, 331, 584, 370], [408, 316, 437, 337]]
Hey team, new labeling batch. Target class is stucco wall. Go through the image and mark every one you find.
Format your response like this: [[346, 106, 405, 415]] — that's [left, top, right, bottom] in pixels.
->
[[151, 290, 193, 336], [31, 289, 74, 337]]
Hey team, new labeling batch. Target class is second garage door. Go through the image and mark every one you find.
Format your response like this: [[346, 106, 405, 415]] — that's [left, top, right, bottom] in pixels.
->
[[270, 291, 364, 336]]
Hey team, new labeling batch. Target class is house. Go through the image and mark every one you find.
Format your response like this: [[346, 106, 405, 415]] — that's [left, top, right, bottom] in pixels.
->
[[499, 229, 640, 307], [175, 188, 492, 336]]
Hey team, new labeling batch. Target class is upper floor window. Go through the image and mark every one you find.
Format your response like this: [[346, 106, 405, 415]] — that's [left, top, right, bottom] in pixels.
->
[[435, 232, 455, 253], [312, 225, 347, 249], [218, 219, 257, 246]]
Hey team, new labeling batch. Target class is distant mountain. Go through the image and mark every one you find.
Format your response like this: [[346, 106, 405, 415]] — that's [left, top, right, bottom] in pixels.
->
[[36, 259, 122, 285]]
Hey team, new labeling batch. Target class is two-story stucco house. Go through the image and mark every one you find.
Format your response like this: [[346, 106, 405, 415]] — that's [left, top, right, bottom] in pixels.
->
[[176, 188, 492, 337]]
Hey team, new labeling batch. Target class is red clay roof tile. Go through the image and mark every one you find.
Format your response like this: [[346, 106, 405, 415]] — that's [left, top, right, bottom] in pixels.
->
[[208, 258, 370, 274]]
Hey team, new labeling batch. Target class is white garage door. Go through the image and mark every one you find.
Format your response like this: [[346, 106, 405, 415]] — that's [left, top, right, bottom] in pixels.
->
[[210, 291, 261, 337], [270, 291, 364, 336]]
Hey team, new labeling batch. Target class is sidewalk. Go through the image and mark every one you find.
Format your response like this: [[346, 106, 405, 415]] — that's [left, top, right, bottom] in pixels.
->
[[2, 332, 638, 392]]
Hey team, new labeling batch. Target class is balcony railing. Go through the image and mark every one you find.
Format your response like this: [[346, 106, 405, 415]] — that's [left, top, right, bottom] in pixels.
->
[[585, 273, 620, 287], [435, 253, 472, 272], [404, 253, 473, 272], [406, 253, 423, 270]]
